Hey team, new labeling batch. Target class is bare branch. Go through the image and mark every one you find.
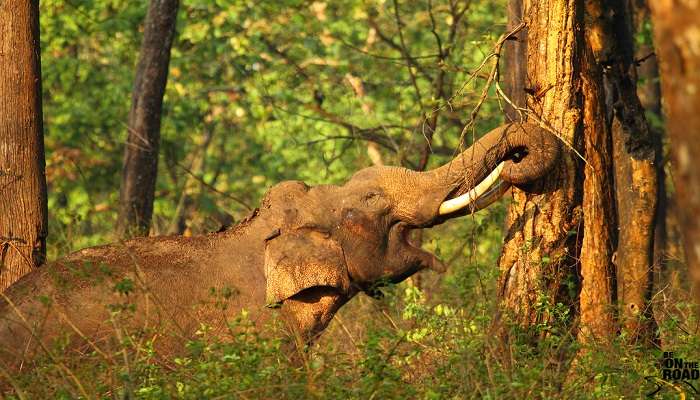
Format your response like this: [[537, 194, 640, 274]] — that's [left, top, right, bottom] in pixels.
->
[[367, 14, 433, 80], [176, 163, 253, 211], [457, 22, 526, 149]]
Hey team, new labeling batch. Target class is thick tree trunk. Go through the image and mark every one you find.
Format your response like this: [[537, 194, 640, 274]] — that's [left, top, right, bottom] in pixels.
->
[[0, 1, 48, 291], [500, 0, 660, 342], [117, 0, 179, 238], [648, 0, 700, 309], [497, 0, 583, 331], [499, 0, 624, 341]]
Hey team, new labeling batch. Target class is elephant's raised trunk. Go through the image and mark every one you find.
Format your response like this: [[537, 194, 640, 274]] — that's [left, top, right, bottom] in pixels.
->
[[408, 123, 561, 225], [431, 123, 560, 187]]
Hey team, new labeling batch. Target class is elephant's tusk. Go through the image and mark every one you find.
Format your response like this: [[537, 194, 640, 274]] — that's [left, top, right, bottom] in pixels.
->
[[438, 162, 507, 215], [468, 179, 511, 212]]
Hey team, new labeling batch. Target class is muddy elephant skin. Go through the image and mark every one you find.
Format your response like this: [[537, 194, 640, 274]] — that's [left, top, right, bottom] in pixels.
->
[[0, 123, 560, 368]]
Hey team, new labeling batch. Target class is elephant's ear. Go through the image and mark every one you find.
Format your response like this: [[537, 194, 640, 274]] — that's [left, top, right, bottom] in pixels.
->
[[263, 229, 351, 307]]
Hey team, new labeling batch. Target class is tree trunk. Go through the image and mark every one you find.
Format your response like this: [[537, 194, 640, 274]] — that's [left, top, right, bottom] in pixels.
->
[[631, 1, 670, 340], [586, 0, 659, 342], [611, 124, 657, 341], [0, 1, 48, 291], [647, 0, 700, 309], [579, 38, 617, 342], [497, 0, 583, 332], [629, 1, 666, 284], [499, 0, 626, 342], [117, 0, 179, 238]]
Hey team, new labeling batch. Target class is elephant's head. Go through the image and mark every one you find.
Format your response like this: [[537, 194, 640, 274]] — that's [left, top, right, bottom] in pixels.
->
[[260, 123, 560, 335]]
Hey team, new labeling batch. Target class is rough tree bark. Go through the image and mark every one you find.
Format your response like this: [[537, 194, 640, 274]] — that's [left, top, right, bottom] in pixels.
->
[[587, 0, 659, 342], [500, 0, 663, 342], [117, 0, 179, 238], [499, 0, 626, 341], [497, 0, 584, 332], [648, 0, 700, 309], [578, 36, 617, 342], [629, 1, 666, 278], [0, 1, 48, 291]]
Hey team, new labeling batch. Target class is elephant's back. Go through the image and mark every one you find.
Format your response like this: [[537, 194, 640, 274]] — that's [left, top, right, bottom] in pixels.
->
[[0, 233, 273, 370]]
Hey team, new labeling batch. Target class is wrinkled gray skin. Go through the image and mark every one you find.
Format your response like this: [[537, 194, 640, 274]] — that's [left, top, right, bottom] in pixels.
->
[[0, 123, 560, 368]]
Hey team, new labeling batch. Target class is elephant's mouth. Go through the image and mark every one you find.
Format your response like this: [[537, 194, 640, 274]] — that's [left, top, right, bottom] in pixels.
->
[[392, 221, 446, 273], [360, 221, 446, 299], [360, 165, 512, 298], [384, 156, 532, 277]]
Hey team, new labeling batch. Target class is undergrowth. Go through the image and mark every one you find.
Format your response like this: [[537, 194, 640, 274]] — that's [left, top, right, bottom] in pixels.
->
[[2, 279, 698, 399], [3, 207, 699, 399]]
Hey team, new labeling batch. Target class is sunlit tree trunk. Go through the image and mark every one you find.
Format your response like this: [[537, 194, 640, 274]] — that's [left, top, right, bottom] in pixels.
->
[[0, 0, 48, 291], [500, 0, 664, 342], [497, 0, 584, 332], [586, 0, 659, 342], [499, 0, 625, 341], [648, 0, 700, 309], [579, 35, 617, 343], [630, 1, 666, 280], [118, 0, 179, 238]]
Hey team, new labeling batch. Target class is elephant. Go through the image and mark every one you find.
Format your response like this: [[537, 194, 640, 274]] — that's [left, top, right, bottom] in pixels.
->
[[0, 122, 560, 369]]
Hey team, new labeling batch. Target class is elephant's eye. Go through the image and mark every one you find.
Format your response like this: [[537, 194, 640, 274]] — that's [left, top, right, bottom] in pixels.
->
[[508, 147, 528, 162], [364, 191, 380, 202], [363, 191, 388, 209]]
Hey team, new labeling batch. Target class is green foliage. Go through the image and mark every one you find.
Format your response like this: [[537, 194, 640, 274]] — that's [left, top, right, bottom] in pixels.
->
[[40, 0, 507, 256]]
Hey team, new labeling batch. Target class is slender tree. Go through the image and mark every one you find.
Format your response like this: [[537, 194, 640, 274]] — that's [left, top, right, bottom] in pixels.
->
[[0, 0, 48, 291], [578, 4, 618, 341], [117, 0, 179, 238], [648, 0, 700, 309], [629, 1, 666, 283], [589, 0, 659, 342], [630, 2, 672, 343]]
